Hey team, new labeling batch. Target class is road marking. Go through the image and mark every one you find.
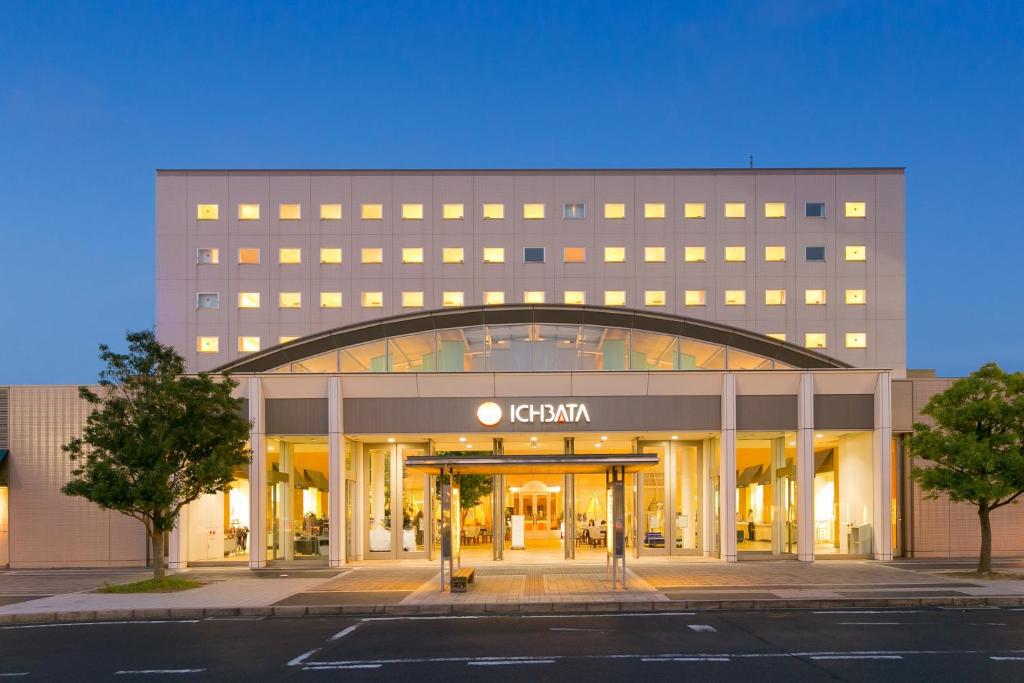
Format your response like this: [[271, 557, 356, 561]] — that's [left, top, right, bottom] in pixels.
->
[[971, 623, 1006, 626], [810, 655, 903, 660], [468, 660, 556, 666], [815, 610, 921, 615], [0, 675, 29, 678], [113, 670, 206, 675], [837, 622, 901, 625], [939, 606, 999, 610], [287, 649, 319, 667], [550, 627, 606, 632], [643, 657, 729, 662], [0, 620, 200, 631], [360, 612, 696, 623], [204, 616, 264, 621], [330, 624, 360, 641], [688, 624, 717, 632], [991, 657, 1024, 661], [305, 664, 382, 670]]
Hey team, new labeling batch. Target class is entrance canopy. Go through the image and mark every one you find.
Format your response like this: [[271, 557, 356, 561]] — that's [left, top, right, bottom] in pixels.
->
[[404, 453, 659, 475]]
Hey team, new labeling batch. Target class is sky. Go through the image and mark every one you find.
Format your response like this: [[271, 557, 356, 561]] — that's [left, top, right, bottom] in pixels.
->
[[1, 0, 1022, 383]]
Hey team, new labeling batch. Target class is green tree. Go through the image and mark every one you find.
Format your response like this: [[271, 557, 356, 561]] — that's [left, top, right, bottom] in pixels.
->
[[435, 454, 494, 527], [62, 330, 251, 580], [909, 363, 1024, 574]]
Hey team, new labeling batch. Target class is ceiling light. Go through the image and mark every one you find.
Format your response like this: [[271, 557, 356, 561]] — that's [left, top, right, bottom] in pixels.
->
[[788, 441, 796, 446], [600, 435, 608, 441], [530, 436, 538, 442], [815, 433, 823, 439], [595, 443, 602, 448], [387, 437, 395, 443], [671, 435, 678, 440], [458, 436, 466, 443], [466, 444, 473, 449]]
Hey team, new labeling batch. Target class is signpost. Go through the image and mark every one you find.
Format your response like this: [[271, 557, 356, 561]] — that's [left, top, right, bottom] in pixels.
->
[[439, 472, 461, 592], [606, 469, 626, 590]]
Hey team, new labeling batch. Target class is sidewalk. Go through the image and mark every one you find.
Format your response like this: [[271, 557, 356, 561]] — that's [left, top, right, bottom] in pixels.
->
[[1, 559, 1023, 623]]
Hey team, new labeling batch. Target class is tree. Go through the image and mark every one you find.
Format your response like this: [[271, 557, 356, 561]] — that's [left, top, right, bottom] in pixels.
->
[[63, 330, 251, 580], [909, 363, 1024, 574], [435, 453, 494, 527]]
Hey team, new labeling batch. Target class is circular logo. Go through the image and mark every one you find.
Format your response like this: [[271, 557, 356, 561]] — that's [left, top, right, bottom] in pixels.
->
[[476, 401, 502, 426]]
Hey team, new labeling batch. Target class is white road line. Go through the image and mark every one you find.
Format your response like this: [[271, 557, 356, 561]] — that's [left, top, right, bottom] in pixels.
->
[[0, 620, 200, 630], [643, 657, 729, 663], [287, 649, 319, 667], [305, 664, 382, 670], [971, 623, 1007, 626], [0, 674, 29, 678], [688, 624, 717, 633], [810, 655, 903, 661], [468, 660, 556, 666], [550, 627, 606, 632], [837, 622, 901, 625], [113, 670, 205, 675], [330, 624, 360, 641], [521, 612, 696, 619], [815, 610, 921, 615], [991, 657, 1024, 661]]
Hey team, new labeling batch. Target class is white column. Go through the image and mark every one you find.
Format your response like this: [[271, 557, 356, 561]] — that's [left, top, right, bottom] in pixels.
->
[[702, 437, 714, 557], [167, 505, 187, 569], [796, 372, 815, 562], [873, 371, 894, 560], [680, 445, 694, 550], [328, 376, 344, 567], [770, 437, 785, 555], [247, 377, 268, 568], [281, 442, 294, 560], [720, 374, 737, 562]]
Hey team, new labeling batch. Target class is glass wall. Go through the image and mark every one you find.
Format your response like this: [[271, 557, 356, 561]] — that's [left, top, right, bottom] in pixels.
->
[[736, 435, 797, 556], [364, 443, 430, 558], [813, 431, 875, 555], [186, 466, 250, 563], [266, 437, 330, 561], [269, 324, 793, 373]]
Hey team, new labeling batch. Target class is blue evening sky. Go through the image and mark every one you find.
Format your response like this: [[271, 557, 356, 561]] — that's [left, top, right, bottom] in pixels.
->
[[1, 1, 1021, 383]]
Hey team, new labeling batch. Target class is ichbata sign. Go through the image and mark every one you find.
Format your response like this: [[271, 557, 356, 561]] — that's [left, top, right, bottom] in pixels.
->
[[476, 401, 591, 426]]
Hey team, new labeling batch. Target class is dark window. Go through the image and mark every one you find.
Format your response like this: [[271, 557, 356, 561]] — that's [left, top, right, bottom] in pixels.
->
[[563, 203, 586, 219], [524, 247, 545, 263], [805, 246, 827, 262], [805, 202, 826, 218]]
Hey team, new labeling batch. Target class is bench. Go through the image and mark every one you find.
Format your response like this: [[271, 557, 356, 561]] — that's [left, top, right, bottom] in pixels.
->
[[451, 567, 475, 593]]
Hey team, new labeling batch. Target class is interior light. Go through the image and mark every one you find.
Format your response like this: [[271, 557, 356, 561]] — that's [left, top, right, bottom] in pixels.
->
[[600, 435, 608, 441], [788, 441, 796, 446], [387, 437, 395, 443], [595, 443, 602, 448], [815, 433, 823, 439], [671, 435, 678, 440], [530, 436, 538, 442], [458, 437, 467, 443], [466, 444, 473, 449]]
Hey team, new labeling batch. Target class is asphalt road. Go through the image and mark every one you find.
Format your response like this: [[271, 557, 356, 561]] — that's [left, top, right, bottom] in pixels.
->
[[3, 607, 1024, 681]]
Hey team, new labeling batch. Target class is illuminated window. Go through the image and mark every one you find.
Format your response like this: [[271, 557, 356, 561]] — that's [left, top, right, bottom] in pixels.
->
[[197, 248, 219, 265], [442, 247, 464, 264], [361, 291, 383, 308], [604, 290, 626, 306], [563, 203, 586, 219], [845, 245, 867, 261], [725, 289, 747, 306], [279, 336, 299, 344], [196, 336, 219, 353], [279, 292, 302, 309], [524, 247, 545, 263], [401, 203, 423, 220], [238, 248, 260, 265], [764, 202, 786, 218], [804, 289, 827, 305], [644, 290, 666, 306], [442, 291, 464, 307], [805, 202, 826, 218], [238, 336, 260, 353], [563, 247, 586, 263], [483, 247, 505, 263], [845, 289, 867, 305], [523, 203, 545, 220], [764, 289, 786, 305], [320, 203, 342, 220], [644, 202, 666, 219], [401, 247, 424, 264], [684, 246, 706, 263], [523, 290, 546, 304], [604, 203, 626, 219], [238, 292, 261, 309], [320, 292, 342, 308], [320, 248, 342, 264], [766, 332, 786, 341], [401, 291, 424, 307], [196, 293, 219, 310], [684, 202, 706, 219], [644, 246, 666, 263], [604, 246, 626, 263], [724, 246, 746, 262], [845, 201, 867, 218], [196, 204, 219, 220], [361, 203, 383, 220], [279, 203, 301, 220], [361, 248, 383, 264], [805, 333, 827, 349], [845, 332, 867, 348], [483, 291, 505, 306], [724, 202, 746, 218], [684, 290, 706, 306], [442, 203, 464, 220], [764, 245, 786, 262], [563, 290, 585, 305], [279, 248, 301, 264], [805, 246, 826, 262], [482, 203, 505, 220], [238, 204, 260, 220]]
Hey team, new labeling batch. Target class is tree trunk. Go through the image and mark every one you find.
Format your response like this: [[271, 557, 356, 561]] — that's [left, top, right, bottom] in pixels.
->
[[151, 531, 165, 581], [978, 504, 993, 575]]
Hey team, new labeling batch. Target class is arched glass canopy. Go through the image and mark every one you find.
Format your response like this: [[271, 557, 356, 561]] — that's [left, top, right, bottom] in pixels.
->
[[215, 305, 850, 375]]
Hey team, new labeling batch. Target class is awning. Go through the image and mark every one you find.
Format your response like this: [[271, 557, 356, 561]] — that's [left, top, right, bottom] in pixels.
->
[[404, 453, 659, 475], [304, 469, 329, 490], [815, 449, 834, 475], [736, 465, 763, 487]]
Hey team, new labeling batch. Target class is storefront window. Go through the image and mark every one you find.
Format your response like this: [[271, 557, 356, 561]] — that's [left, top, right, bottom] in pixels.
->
[[736, 435, 796, 555], [186, 465, 250, 563], [630, 331, 677, 370], [401, 446, 427, 553], [266, 436, 329, 561], [639, 443, 667, 553], [366, 445, 392, 554], [814, 431, 874, 555], [674, 443, 701, 552]]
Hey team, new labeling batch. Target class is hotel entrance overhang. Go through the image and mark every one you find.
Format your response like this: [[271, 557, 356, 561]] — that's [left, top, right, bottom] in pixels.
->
[[160, 305, 895, 570]]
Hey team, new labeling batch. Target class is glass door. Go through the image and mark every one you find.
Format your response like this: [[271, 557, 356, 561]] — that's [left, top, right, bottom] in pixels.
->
[[671, 442, 703, 555]]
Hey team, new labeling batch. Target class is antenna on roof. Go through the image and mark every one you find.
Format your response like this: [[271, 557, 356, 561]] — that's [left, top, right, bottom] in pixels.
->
[[748, 155, 754, 168]]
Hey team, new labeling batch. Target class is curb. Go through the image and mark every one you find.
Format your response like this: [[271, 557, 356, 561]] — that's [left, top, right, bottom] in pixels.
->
[[1, 595, 1023, 625]]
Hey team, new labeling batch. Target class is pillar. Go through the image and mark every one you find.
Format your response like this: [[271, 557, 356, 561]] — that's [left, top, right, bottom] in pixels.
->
[[770, 436, 786, 555], [328, 376, 344, 567], [873, 371, 894, 560], [720, 373, 737, 562], [492, 437, 504, 560], [702, 437, 714, 557], [247, 377, 268, 569], [796, 372, 815, 562], [281, 442, 294, 561]]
